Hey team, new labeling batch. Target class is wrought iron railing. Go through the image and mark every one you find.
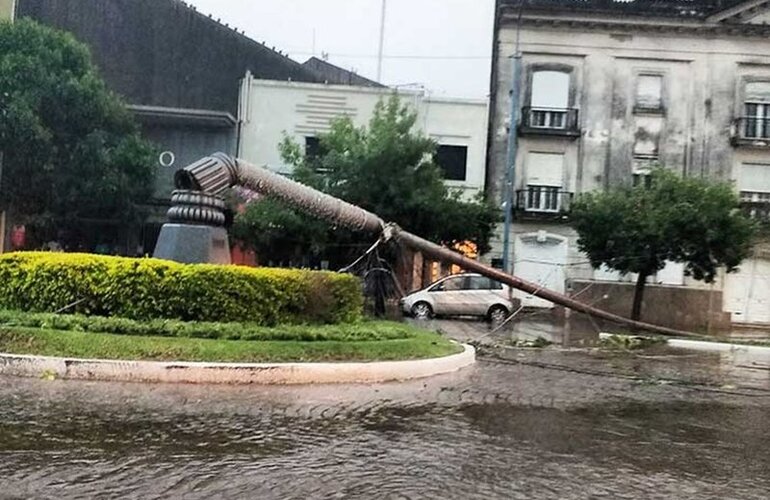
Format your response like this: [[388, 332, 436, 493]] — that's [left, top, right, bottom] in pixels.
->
[[520, 107, 580, 135], [735, 117, 770, 141], [740, 191, 770, 221], [516, 186, 573, 214]]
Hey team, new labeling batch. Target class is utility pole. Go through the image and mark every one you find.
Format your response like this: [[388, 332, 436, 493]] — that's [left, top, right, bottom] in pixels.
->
[[0, 0, 14, 252], [376, 0, 387, 82], [0, 152, 4, 253], [501, 1, 524, 274]]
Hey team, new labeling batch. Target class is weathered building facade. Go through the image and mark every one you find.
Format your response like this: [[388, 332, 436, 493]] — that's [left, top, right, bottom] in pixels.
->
[[488, 0, 770, 326]]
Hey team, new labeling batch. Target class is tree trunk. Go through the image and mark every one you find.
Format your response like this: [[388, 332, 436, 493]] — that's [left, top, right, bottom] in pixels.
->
[[631, 272, 649, 322]]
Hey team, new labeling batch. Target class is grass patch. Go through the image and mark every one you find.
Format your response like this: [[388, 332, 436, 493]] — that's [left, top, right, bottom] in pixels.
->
[[0, 324, 462, 363], [0, 310, 413, 342]]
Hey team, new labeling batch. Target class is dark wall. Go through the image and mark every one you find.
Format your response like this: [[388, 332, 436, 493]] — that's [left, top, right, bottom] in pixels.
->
[[17, 0, 322, 115], [141, 125, 235, 199], [302, 57, 385, 88]]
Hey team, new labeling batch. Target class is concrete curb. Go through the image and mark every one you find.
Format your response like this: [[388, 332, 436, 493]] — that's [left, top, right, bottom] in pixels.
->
[[0, 343, 476, 385], [599, 333, 770, 359]]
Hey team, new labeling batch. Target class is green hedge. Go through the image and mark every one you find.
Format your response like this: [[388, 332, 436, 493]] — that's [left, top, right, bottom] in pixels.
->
[[0, 253, 363, 325]]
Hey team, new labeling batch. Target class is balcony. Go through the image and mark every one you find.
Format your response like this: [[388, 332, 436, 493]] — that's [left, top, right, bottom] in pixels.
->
[[740, 191, 770, 222], [515, 186, 573, 220], [519, 107, 580, 139], [732, 117, 770, 147]]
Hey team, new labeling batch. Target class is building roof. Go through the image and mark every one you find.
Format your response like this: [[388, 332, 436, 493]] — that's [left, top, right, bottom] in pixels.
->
[[16, 0, 323, 115], [302, 57, 386, 88], [500, 0, 752, 20]]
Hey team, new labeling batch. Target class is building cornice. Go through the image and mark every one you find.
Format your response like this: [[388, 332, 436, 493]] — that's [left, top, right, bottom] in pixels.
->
[[500, 12, 770, 37], [128, 105, 237, 128]]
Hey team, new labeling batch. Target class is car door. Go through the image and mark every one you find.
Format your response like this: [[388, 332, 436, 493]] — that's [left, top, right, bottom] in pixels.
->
[[428, 275, 471, 316], [466, 276, 504, 315]]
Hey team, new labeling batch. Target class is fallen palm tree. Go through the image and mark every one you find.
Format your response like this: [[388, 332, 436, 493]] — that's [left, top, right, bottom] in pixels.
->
[[176, 153, 701, 338]]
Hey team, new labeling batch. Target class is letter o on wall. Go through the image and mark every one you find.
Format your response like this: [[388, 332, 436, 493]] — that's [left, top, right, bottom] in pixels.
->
[[159, 151, 176, 168]]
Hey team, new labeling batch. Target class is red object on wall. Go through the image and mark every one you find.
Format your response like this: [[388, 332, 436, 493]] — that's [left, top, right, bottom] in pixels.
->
[[10, 225, 26, 249]]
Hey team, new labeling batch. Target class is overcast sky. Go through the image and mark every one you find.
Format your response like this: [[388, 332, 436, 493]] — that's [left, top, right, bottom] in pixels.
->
[[187, 0, 495, 99]]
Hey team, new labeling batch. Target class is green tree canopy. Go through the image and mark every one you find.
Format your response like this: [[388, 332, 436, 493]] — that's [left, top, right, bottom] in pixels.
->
[[571, 168, 755, 321], [0, 20, 155, 242], [232, 95, 498, 267]]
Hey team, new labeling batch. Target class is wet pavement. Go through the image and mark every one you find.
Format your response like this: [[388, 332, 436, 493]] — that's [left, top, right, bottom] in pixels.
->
[[1, 318, 769, 499]]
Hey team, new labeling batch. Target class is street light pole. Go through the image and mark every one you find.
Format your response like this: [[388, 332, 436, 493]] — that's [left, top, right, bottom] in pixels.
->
[[501, 1, 524, 274]]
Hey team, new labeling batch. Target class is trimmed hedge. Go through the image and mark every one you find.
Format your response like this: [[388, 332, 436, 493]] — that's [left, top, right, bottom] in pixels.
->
[[0, 253, 363, 325]]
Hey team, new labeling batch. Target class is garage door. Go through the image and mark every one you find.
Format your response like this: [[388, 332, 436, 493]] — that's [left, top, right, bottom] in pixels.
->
[[513, 232, 567, 309], [724, 258, 770, 325]]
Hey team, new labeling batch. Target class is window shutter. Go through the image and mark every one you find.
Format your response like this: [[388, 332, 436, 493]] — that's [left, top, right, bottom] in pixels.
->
[[636, 75, 662, 109], [746, 82, 770, 102], [740, 163, 770, 193], [531, 71, 570, 109], [527, 153, 564, 187]]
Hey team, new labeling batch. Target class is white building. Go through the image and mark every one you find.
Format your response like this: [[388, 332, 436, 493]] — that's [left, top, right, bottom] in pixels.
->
[[237, 75, 489, 199], [488, 0, 770, 327]]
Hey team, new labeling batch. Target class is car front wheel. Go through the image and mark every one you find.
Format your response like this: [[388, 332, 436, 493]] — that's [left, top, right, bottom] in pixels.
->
[[488, 305, 510, 324], [411, 302, 433, 320]]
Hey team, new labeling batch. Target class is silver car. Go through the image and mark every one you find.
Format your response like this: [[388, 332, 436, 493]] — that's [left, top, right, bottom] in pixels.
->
[[400, 273, 513, 322]]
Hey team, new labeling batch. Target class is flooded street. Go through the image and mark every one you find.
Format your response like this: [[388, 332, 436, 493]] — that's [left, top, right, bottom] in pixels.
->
[[1, 321, 769, 499]]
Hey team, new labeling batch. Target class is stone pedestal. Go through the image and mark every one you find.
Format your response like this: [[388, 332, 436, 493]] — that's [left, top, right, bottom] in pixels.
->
[[153, 190, 231, 265]]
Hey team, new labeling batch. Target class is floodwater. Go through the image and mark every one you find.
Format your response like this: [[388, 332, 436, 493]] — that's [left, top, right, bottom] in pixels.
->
[[1, 320, 769, 499]]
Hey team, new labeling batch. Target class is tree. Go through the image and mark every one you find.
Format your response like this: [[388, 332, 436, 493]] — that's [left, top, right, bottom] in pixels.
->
[[0, 20, 155, 246], [233, 95, 498, 267], [571, 169, 755, 321]]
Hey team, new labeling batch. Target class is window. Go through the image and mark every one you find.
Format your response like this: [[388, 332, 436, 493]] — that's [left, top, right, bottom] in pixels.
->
[[529, 70, 570, 129], [524, 152, 564, 212], [632, 155, 657, 187], [430, 276, 468, 292], [305, 136, 323, 158], [305, 136, 330, 172], [744, 82, 770, 139], [635, 74, 663, 111], [738, 163, 770, 219], [531, 71, 569, 109], [435, 145, 468, 181], [469, 276, 504, 290], [739, 163, 770, 197]]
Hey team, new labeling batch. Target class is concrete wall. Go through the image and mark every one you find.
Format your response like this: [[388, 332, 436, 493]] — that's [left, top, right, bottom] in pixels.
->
[[569, 279, 731, 333], [423, 97, 489, 197], [239, 79, 489, 197], [0, 0, 15, 20], [140, 124, 235, 200]]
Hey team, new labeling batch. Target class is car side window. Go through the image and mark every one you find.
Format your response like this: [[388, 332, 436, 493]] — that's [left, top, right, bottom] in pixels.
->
[[469, 276, 504, 290], [429, 276, 466, 292], [469, 276, 488, 290]]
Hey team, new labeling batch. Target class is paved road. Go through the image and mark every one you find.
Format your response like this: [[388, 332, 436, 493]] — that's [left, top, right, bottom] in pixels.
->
[[0, 320, 768, 499]]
